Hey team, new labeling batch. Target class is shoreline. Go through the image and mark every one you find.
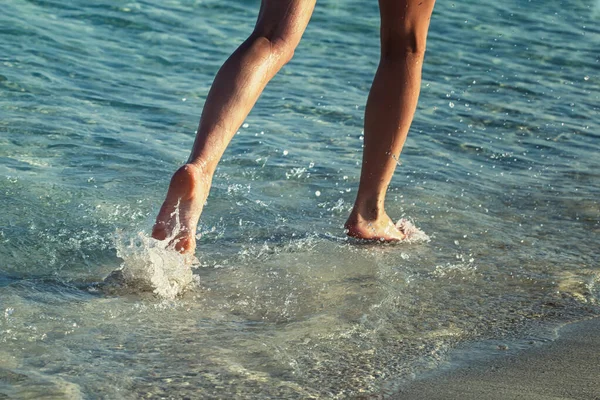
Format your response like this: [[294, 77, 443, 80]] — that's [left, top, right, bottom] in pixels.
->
[[394, 317, 600, 399]]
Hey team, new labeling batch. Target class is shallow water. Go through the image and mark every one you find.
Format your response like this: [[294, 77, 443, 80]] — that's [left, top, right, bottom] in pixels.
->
[[1, 0, 599, 398]]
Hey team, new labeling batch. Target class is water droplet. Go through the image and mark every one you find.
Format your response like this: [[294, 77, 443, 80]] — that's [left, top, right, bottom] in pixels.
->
[[242, 123, 249, 128], [315, 191, 321, 197], [584, 76, 589, 81], [283, 150, 289, 156], [449, 102, 455, 108]]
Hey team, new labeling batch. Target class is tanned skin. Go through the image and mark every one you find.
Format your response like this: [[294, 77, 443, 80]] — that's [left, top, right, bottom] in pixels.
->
[[152, 0, 436, 253]]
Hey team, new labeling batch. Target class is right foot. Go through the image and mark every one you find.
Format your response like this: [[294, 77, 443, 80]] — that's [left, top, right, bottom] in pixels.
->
[[152, 164, 210, 254], [344, 211, 407, 242]]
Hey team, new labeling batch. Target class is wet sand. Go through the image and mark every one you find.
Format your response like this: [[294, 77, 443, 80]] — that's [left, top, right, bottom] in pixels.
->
[[397, 317, 600, 400]]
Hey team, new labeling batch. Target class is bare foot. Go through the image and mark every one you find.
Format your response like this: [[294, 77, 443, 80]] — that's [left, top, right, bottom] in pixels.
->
[[152, 164, 210, 254], [344, 211, 406, 242]]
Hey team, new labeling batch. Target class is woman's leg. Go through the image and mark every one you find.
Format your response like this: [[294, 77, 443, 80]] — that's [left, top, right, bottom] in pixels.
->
[[345, 0, 436, 240], [153, 0, 316, 253]]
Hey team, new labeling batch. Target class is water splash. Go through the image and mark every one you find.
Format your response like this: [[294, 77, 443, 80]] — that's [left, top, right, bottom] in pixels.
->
[[112, 230, 199, 299], [396, 218, 431, 243]]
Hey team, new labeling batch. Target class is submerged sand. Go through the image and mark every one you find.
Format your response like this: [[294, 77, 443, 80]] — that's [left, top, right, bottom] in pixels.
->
[[397, 317, 600, 400]]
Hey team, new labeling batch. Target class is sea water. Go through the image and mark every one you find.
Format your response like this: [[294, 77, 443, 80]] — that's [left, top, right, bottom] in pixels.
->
[[1, 0, 599, 398]]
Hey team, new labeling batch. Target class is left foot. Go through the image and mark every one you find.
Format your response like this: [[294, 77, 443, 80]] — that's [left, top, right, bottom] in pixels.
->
[[344, 211, 406, 241], [152, 164, 210, 254]]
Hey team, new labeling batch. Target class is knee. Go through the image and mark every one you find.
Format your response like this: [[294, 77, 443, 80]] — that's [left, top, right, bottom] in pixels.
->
[[250, 34, 297, 68], [272, 37, 297, 66], [380, 29, 428, 61]]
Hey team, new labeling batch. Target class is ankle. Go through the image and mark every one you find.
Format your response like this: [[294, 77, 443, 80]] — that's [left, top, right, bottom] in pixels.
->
[[185, 159, 207, 173], [172, 163, 212, 195], [350, 197, 386, 222]]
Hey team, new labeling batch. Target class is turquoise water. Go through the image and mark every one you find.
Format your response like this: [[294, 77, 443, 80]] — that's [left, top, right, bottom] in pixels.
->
[[1, 0, 599, 398]]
